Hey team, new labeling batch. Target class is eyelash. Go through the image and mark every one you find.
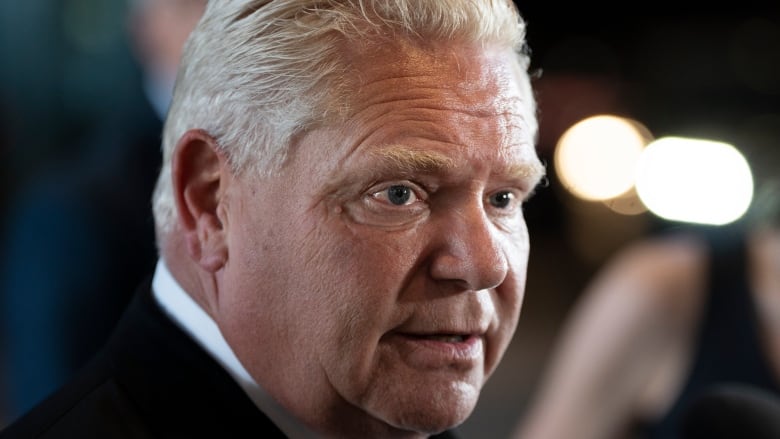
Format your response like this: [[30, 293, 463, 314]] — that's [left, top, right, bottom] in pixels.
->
[[370, 181, 427, 207], [369, 182, 524, 213], [486, 189, 525, 217]]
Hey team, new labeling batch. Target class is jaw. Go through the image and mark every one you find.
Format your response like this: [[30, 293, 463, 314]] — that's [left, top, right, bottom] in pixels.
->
[[341, 345, 484, 436]]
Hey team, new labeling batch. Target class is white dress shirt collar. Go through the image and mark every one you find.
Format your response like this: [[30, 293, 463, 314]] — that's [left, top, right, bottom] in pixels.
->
[[151, 259, 316, 438]]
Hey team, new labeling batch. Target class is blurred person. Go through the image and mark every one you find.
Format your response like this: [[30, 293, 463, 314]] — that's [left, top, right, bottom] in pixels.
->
[[129, 0, 208, 120], [0, 0, 205, 424], [0, 0, 546, 437], [513, 179, 780, 439]]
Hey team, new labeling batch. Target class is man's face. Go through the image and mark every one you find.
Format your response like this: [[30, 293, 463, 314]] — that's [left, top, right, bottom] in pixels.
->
[[215, 40, 544, 436]]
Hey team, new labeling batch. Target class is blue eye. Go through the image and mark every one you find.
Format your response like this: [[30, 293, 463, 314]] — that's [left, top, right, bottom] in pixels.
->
[[387, 185, 413, 205], [370, 183, 423, 207], [489, 191, 514, 209]]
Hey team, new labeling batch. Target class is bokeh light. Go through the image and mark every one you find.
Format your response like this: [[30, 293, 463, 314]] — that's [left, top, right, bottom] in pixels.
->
[[635, 137, 754, 225], [554, 115, 652, 202]]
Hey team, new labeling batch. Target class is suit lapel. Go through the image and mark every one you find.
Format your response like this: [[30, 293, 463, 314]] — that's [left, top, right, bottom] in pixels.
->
[[105, 279, 288, 438]]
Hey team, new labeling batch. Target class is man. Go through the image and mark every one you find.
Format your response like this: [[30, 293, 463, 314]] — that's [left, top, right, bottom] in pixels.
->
[[1, 0, 545, 437]]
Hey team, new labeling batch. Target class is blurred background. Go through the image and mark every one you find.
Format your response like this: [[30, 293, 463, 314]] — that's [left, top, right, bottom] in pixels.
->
[[1, 0, 152, 202], [462, 4, 780, 439], [0, 0, 205, 427], [0, 1, 778, 437]]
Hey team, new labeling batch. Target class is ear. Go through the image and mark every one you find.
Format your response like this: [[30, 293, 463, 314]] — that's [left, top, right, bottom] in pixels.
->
[[171, 129, 231, 272]]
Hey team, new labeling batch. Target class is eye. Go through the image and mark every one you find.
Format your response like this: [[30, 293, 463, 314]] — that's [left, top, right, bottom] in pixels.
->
[[371, 183, 423, 206], [387, 185, 413, 205], [488, 190, 516, 209]]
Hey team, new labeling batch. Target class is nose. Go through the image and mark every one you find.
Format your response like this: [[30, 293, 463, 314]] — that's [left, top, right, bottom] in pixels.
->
[[428, 205, 509, 291]]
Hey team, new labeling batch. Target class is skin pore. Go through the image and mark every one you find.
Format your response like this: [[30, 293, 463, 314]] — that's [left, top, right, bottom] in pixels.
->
[[168, 38, 544, 438]]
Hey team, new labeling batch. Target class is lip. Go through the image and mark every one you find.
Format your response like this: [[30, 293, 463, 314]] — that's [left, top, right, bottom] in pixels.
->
[[382, 331, 484, 371]]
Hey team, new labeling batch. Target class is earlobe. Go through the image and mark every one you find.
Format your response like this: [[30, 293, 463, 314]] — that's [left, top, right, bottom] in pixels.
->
[[171, 129, 230, 272]]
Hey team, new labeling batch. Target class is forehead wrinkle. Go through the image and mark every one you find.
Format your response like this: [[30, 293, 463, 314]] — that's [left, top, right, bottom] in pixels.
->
[[493, 130, 546, 184], [353, 82, 522, 120]]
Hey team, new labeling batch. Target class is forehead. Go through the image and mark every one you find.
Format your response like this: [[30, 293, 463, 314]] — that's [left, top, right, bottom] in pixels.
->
[[348, 39, 529, 118], [333, 39, 540, 175]]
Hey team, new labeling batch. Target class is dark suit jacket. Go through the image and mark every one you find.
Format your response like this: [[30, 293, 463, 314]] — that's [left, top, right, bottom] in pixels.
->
[[0, 280, 460, 439], [0, 279, 286, 438]]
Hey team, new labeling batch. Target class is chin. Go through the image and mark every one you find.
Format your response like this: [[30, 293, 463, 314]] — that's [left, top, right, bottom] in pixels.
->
[[390, 404, 474, 436], [378, 383, 480, 436]]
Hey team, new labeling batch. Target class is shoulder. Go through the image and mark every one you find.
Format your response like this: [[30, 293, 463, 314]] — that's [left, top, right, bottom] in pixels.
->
[[602, 232, 709, 307], [609, 232, 707, 279], [0, 356, 152, 439], [570, 230, 711, 342]]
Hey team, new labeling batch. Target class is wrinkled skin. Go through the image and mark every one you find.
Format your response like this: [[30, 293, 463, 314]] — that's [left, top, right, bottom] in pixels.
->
[[178, 39, 544, 438]]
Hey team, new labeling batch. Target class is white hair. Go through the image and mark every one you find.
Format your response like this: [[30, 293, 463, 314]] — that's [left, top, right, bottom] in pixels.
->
[[152, 0, 536, 242]]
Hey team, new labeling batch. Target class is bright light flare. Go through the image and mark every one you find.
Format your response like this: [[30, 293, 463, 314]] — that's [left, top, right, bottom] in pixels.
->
[[555, 115, 651, 201], [636, 137, 754, 225]]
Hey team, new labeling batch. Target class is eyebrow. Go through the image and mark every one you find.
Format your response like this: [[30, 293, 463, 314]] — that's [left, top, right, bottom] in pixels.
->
[[503, 157, 547, 184], [371, 147, 456, 174], [372, 145, 547, 186]]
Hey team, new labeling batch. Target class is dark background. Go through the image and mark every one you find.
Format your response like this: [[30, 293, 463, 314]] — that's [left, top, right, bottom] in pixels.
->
[[0, 2, 779, 438], [462, 4, 780, 438]]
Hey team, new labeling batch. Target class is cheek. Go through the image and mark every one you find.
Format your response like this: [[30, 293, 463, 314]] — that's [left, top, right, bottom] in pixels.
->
[[484, 237, 530, 373], [306, 225, 410, 326], [506, 225, 531, 293], [506, 237, 531, 314], [307, 223, 420, 366], [248, 217, 397, 333]]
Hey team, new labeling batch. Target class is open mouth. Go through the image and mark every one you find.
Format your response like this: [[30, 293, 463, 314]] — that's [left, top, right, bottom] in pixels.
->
[[388, 331, 484, 367], [410, 334, 469, 343]]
